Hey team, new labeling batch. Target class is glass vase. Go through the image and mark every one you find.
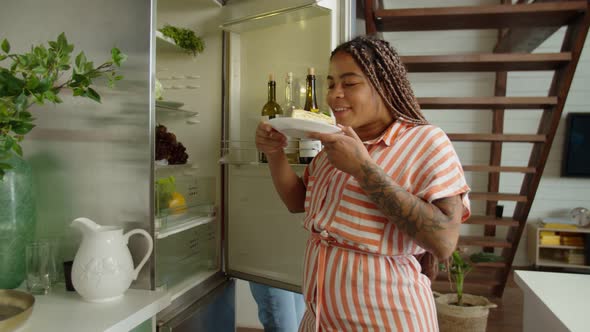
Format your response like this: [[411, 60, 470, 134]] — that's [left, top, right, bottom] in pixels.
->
[[0, 153, 36, 289]]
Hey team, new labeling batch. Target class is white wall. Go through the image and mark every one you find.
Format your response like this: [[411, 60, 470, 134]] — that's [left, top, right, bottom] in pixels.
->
[[383, 0, 590, 265]]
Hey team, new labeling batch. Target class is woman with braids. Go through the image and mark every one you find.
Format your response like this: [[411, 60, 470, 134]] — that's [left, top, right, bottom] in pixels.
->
[[255, 35, 470, 331]]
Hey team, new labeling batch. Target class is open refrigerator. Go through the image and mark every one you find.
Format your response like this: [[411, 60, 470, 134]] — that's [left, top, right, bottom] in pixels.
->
[[0, 0, 352, 330], [153, 0, 355, 330]]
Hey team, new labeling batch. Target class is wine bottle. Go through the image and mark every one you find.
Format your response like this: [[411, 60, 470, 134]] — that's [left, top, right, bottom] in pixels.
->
[[299, 67, 322, 164], [303, 67, 319, 113], [283, 72, 299, 164], [260, 74, 283, 163], [284, 72, 297, 115]]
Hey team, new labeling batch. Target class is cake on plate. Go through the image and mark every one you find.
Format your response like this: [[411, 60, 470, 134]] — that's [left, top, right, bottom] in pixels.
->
[[291, 109, 336, 126]]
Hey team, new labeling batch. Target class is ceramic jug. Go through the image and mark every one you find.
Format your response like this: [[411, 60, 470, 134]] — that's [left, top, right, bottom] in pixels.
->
[[71, 217, 153, 302]]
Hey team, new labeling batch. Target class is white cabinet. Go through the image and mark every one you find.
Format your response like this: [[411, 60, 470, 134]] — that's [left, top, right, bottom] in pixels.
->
[[527, 222, 590, 270]]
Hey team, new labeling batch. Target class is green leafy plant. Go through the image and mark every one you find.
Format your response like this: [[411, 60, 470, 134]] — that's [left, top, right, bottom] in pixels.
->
[[0, 32, 127, 180], [440, 250, 504, 306], [158, 25, 205, 56], [448, 251, 472, 306]]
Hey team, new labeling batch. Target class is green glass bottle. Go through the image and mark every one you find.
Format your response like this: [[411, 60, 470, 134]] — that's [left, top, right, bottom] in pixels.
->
[[303, 67, 319, 113], [260, 74, 283, 163], [299, 67, 322, 164]]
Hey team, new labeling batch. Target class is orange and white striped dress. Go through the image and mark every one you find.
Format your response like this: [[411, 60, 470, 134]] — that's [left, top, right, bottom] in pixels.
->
[[298, 120, 471, 332]]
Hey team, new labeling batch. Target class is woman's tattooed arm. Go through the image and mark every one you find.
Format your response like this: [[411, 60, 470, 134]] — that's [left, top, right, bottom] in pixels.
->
[[354, 160, 463, 259]]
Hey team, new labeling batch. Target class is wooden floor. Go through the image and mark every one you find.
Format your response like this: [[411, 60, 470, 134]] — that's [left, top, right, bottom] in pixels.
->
[[486, 269, 524, 332], [237, 269, 525, 332]]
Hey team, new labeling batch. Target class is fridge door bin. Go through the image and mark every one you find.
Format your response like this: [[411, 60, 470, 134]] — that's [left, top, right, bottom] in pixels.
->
[[157, 276, 235, 332]]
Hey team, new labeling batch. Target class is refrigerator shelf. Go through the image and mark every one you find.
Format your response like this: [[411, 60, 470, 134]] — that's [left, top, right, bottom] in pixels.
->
[[156, 106, 199, 115], [219, 159, 309, 168], [156, 30, 183, 53], [156, 214, 216, 239], [220, 140, 320, 165], [155, 161, 195, 170]]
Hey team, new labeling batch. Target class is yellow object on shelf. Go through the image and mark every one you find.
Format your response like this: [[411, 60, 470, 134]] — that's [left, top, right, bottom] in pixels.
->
[[543, 223, 578, 230], [540, 231, 557, 237], [540, 233, 561, 245], [168, 191, 187, 215]]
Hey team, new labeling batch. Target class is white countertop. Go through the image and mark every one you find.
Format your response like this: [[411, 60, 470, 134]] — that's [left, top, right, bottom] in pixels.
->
[[514, 270, 590, 332], [17, 285, 171, 332]]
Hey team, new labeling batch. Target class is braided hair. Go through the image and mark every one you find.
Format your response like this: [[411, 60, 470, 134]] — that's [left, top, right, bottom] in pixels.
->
[[331, 35, 428, 125]]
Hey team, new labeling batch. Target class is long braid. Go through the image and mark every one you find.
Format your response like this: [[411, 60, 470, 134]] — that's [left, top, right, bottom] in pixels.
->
[[331, 36, 428, 125]]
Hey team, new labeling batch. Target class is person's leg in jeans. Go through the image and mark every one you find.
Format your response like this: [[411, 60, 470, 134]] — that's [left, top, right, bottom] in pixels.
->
[[249, 282, 305, 332]]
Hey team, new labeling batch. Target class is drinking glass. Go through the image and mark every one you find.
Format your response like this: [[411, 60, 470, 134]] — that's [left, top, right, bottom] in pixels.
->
[[25, 242, 53, 294], [41, 238, 61, 285]]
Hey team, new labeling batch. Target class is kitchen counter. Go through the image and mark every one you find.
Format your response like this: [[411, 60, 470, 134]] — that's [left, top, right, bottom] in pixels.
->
[[17, 285, 171, 332], [514, 270, 590, 332]]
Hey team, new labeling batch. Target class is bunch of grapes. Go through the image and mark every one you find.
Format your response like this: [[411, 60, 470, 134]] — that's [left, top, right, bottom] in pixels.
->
[[156, 124, 188, 164]]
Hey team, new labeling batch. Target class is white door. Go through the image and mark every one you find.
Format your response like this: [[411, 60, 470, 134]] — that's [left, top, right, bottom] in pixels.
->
[[220, 0, 353, 292]]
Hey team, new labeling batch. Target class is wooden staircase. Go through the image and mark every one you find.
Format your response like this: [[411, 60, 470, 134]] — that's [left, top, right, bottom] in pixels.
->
[[363, 0, 590, 297]]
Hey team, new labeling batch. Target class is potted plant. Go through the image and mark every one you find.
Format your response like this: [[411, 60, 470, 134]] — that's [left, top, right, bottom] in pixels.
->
[[0, 32, 126, 289], [434, 251, 498, 332]]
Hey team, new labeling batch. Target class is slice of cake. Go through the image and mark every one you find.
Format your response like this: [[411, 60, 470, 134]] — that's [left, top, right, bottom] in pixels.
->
[[291, 109, 335, 126]]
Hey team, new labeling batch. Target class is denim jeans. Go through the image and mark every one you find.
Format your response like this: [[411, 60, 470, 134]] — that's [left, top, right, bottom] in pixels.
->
[[249, 282, 305, 332]]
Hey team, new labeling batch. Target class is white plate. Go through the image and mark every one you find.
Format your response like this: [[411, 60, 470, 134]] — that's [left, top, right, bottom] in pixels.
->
[[268, 117, 340, 138], [156, 100, 184, 109]]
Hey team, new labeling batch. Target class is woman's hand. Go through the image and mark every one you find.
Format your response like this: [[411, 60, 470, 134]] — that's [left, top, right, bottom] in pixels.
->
[[307, 125, 374, 177], [255, 121, 287, 160]]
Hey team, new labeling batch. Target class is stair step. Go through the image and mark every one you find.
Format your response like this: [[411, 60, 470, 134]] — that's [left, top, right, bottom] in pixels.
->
[[459, 236, 513, 248], [462, 165, 536, 173], [375, 1, 587, 31], [417, 97, 557, 109], [494, 0, 572, 53], [465, 215, 520, 227], [448, 133, 546, 143], [402, 52, 571, 72], [495, 26, 561, 53], [470, 192, 528, 202]]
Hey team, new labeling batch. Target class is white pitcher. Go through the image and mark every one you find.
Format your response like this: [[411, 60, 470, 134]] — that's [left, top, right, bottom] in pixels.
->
[[71, 217, 153, 302]]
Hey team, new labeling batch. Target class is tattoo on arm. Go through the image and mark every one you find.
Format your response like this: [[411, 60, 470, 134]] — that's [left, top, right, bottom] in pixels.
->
[[356, 160, 462, 253]]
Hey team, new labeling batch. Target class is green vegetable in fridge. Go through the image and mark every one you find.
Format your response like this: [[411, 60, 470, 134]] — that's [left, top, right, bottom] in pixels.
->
[[156, 176, 176, 212], [155, 78, 163, 100], [158, 25, 205, 56]]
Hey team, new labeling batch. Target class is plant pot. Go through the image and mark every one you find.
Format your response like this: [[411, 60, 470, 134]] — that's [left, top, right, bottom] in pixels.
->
[[0, 153, 36, 289], [434, 293, 497, 332]]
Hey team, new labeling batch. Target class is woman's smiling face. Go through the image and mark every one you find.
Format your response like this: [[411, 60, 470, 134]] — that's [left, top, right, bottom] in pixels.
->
[[327, 51, 393, 141]]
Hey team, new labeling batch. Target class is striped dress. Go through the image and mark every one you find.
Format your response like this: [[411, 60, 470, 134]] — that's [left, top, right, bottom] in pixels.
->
[[298, 120, 471, 332]]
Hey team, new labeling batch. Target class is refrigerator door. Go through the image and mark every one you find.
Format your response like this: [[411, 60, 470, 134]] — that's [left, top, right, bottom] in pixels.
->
[[221, 0, 353, 292]]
